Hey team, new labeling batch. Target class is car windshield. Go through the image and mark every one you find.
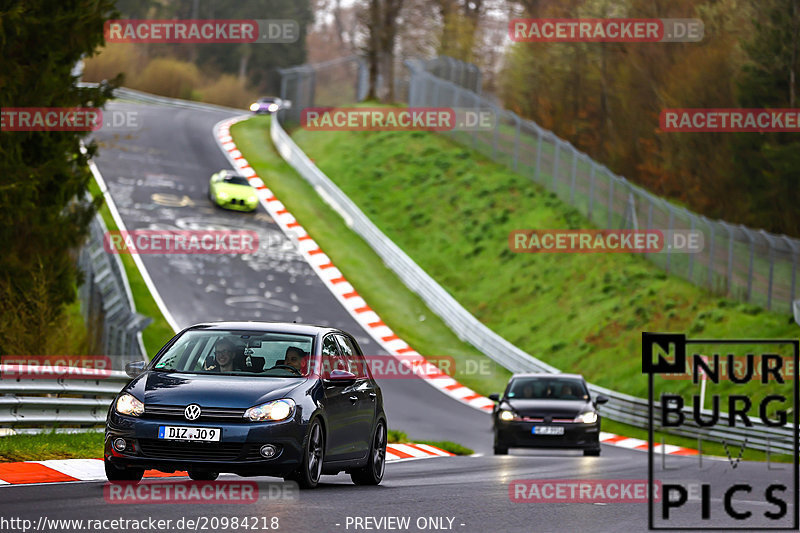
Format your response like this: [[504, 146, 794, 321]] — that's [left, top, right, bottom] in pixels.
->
[[507, 378, 589, 401], [223, 175, 251, 186], [151, 330, 314, 377]]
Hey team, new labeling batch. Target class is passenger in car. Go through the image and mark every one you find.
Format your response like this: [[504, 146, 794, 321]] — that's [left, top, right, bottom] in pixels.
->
[[284, 346, 309, 375]]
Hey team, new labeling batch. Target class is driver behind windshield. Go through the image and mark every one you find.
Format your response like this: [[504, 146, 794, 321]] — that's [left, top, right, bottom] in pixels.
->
[[204, 339, 239, 372]]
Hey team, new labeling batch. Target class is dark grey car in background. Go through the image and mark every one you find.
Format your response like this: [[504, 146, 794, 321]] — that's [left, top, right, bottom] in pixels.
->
[[489, 373, 608, 456]]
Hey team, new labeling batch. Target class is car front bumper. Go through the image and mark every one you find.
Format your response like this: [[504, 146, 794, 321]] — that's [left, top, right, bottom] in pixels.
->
[[214, 197, 258, 212], [495, 420, 600, 450], [105, 412, 306, 476]]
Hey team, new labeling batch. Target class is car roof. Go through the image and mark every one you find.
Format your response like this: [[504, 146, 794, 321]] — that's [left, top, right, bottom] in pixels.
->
[[510, 373, 586, 380], [185, 321, 344, 337]]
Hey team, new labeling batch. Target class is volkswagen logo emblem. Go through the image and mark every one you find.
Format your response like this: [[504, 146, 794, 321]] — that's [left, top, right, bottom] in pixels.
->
[[184, 404, 202, 420]]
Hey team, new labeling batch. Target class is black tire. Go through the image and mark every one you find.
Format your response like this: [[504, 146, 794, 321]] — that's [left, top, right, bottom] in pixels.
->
[[350, 420, 387, 486], [188, 470, 219, 481], [288, 418, 324, 489], [493, 431, 508, 455], [583, 449, 601, 457], [104, 459, 144, 483]]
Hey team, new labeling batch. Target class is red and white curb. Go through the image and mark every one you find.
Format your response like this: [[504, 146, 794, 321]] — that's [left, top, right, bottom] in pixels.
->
[[214, 117, 494, 414], [385, 443, 454, 462], [0, 444, 452, 486], [599, 432, 698, 456]]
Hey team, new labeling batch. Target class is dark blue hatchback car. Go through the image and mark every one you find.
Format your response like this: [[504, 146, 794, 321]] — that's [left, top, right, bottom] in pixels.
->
[[105, 322, 387, 489]]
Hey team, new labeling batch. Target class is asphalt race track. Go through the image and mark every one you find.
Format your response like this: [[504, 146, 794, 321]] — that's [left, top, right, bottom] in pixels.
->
[[1, 101, 793, 533]]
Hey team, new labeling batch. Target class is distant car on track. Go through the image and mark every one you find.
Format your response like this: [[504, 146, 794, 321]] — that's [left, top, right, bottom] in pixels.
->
[[249, 96, 288, 114], [105, 322, 388, 489], [489, 373, 608, 456], [208, 169, 258, 212]]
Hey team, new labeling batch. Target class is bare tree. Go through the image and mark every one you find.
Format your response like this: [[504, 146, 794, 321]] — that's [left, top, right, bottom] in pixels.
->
[[363, 0, 405, 101]]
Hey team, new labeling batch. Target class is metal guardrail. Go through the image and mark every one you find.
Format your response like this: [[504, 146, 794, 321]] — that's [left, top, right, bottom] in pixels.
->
[[271, 100, 798, 454], [77, 82, 245, 113], [0, 368, 129, 426], [78, 215, 151, 362]]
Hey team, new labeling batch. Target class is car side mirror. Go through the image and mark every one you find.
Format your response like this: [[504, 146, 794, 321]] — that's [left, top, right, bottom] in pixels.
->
[[594, 395, 609, 406], [326, 369, 356, 384], [125, 361, 146, 379], [488, 393, 500, 402]]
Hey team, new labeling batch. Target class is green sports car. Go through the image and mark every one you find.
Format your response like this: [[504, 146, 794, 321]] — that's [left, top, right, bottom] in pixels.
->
[[208, 170, 259, 212]]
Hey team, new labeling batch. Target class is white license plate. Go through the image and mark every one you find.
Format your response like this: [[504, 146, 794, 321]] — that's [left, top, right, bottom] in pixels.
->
[[532, 426, 565, 435], [158, 426, 221, 442]]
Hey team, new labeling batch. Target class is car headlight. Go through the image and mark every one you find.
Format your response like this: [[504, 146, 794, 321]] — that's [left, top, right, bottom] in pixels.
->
[[244, 399, 295, 422], [247, 195, 257, 204], [575, 411, 598, 424], [218, 191, 229, 200], [267, 103, 279, 112], [250, 103, 260, 112], [498, 409, 515, 422], [116, 394, 144, 416]]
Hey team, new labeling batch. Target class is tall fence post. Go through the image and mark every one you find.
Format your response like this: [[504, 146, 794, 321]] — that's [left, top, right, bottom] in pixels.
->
[[471, 91, 479, 149], [587, 162, 596, 220], [687, 211, 696, 282], [706, 218, 715, 291], [569, 149, 578, 204], [744, 227, 755, 303], [512, 114, 521, 171], [784, 236, 798, 313], [491, 104, 499, 159], [535, 129, 544, 183], [760, 230, 776, 310], [607, 174, 615, 228], [722, 222, 735, 296], [552, 141, 561, 192], [665, 205, 675, 273]]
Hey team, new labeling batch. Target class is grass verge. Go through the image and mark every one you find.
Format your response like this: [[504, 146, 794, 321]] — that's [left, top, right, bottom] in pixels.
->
[[0, 432, 104, 462], [388, 429, 473, 455]]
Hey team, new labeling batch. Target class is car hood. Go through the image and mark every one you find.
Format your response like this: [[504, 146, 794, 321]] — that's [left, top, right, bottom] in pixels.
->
[[126, 371, 309, 409], [212, 182, 255, 197], [503, 399, 592, 418]]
